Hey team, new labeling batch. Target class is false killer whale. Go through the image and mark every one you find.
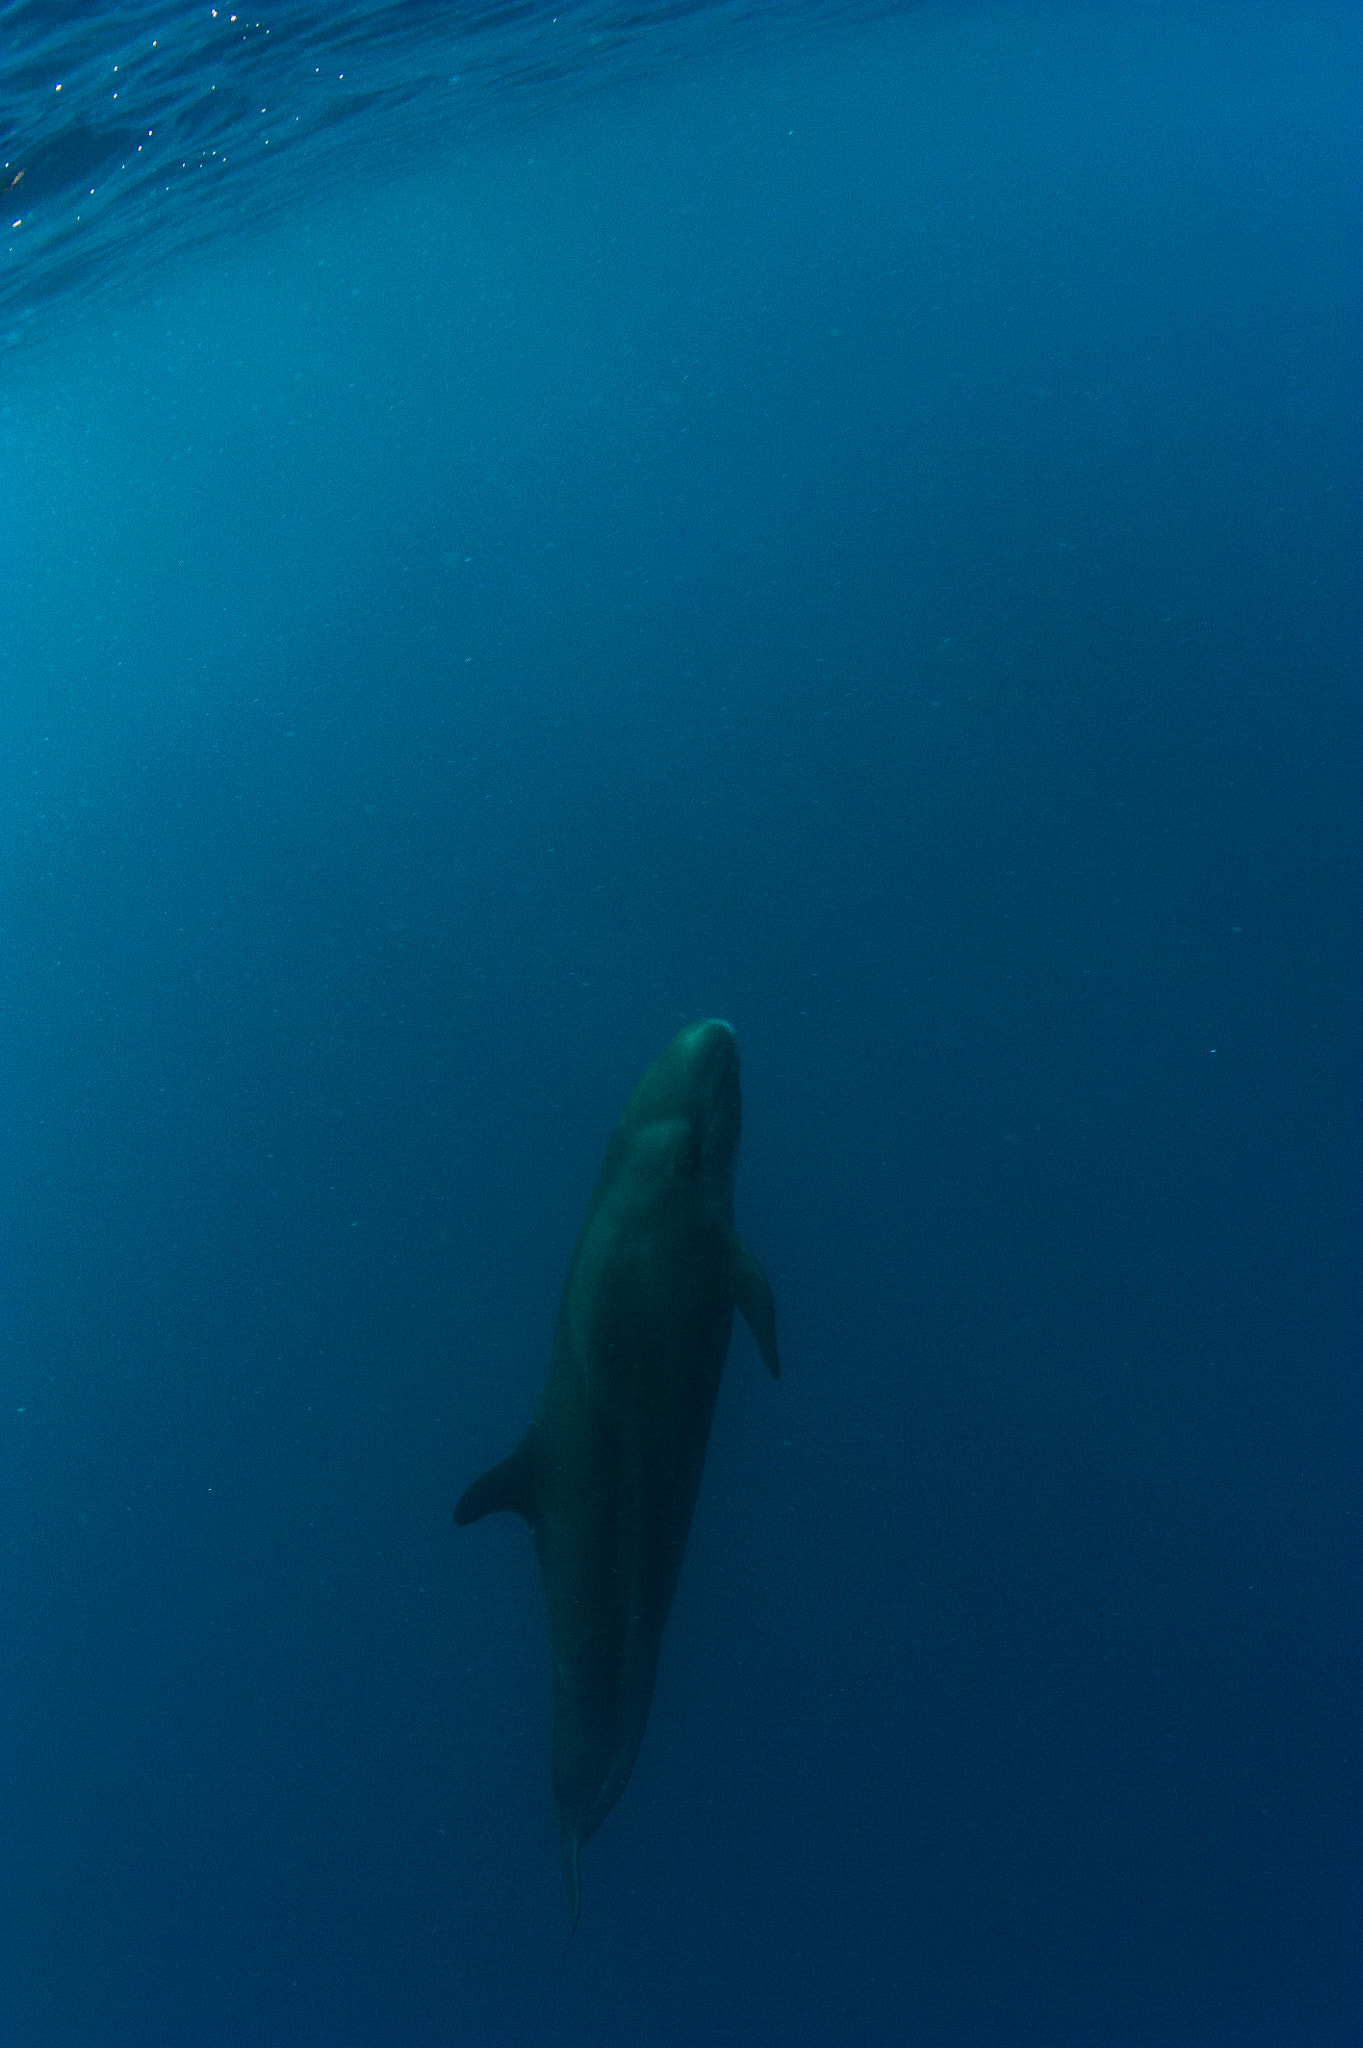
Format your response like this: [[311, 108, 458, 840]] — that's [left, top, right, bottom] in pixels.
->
[[454, 1018, 779, 1927]]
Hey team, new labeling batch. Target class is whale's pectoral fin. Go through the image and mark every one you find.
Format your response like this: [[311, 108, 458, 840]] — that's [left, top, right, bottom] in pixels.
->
[[453, 1426, 539, 1526], [731, 1240, 779, 1380], [562, 1821, 582, 1939]]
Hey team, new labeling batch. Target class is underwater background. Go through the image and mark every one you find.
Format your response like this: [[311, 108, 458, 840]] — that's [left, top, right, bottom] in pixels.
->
[[3, 3, 1358, 2043]]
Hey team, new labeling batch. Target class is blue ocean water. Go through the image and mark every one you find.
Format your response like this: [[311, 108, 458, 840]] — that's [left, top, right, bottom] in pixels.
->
[[2, 1, 1358, 2043]]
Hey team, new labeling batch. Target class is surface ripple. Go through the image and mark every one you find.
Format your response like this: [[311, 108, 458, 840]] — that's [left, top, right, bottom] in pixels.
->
[[1, 0, 896, 342]]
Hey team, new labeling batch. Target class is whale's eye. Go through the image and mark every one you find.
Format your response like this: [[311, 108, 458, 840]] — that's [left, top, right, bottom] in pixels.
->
[[673, 1128, 702, 1180]]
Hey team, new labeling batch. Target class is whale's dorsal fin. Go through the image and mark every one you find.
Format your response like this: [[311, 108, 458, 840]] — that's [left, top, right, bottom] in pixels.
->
[[453, 1426, 539, 1527], [731, 1240, 779, 1380]]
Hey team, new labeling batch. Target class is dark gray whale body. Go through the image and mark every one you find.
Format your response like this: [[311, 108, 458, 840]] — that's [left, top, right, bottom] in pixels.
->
[[454, 1019, 779, 1926]]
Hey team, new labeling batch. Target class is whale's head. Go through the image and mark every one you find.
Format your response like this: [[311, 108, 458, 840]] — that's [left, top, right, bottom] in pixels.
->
[[620, 1018, 741, 1194]]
